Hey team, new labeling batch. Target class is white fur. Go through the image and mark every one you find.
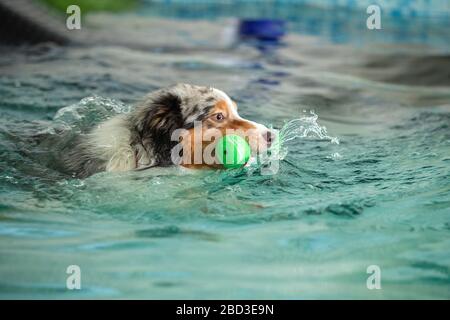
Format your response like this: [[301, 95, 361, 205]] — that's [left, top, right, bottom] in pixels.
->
[[87, 115, 135, 172]]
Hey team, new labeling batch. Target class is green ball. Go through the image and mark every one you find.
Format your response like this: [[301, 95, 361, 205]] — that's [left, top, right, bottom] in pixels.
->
[[215, 134, 251, 169]]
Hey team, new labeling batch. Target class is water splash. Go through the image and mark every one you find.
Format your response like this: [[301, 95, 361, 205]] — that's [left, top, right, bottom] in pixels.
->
[[248, 110, 339, 173], [280, 110, 339, 145], [50, 95, 131, 134]]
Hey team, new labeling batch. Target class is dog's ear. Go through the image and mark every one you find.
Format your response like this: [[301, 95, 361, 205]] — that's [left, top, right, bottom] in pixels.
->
[[132, 91, 184, 165]]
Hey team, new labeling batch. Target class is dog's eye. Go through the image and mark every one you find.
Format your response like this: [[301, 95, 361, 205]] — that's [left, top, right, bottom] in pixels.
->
[[214, 113, 225, 121]]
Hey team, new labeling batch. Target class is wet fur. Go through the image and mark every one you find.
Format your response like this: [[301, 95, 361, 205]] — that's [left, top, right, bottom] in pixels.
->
[[63, 84, 237, 178]]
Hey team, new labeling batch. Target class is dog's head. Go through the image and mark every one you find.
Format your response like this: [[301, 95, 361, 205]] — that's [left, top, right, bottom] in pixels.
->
[[132, 83, 275, 168]]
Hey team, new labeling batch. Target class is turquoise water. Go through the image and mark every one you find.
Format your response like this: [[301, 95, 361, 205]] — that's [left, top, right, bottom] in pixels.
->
[[1, 6, 450, 299]]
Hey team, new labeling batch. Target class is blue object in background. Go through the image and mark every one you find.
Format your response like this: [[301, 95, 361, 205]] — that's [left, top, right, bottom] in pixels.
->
[[142, 1, 449, 51], [238, 19, 287, 53], [238, 19, 286, 41]]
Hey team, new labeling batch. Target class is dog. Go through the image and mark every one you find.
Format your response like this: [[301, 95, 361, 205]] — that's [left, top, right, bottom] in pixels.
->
[[63, 84, 274, 178]]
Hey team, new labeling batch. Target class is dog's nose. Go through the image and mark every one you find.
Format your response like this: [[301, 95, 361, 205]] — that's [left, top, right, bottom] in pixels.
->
[[263, 130, 275, 145]]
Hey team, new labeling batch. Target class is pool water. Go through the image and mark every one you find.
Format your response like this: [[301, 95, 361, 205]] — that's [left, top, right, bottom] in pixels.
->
[[0, 5, 449, 299]]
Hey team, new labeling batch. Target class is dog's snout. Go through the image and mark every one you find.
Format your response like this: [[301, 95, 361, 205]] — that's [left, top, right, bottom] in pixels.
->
[[263, 130, 275, 145]]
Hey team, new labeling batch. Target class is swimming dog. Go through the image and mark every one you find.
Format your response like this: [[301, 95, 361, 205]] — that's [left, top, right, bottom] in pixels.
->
[[64, 84, 274, 177]]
